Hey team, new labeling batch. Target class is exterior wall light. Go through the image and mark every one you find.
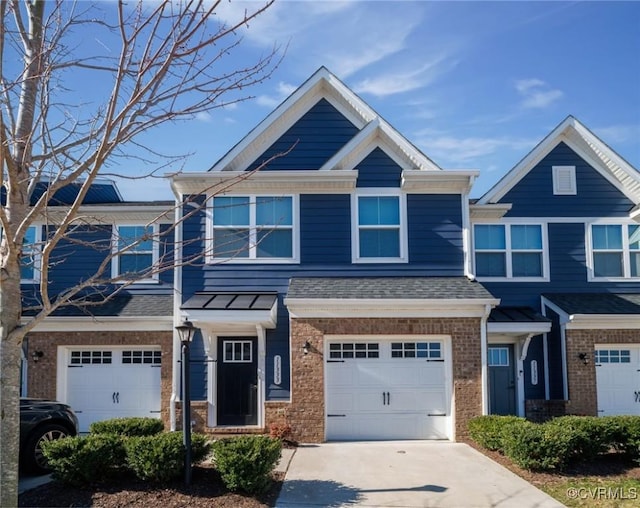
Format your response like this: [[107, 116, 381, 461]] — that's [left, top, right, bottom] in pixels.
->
[[578, 352, 589, 365], [303, 340, 311, 355], [31, 350, 44, 363]]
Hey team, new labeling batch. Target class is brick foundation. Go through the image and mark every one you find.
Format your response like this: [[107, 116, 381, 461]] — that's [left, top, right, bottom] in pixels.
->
[[525, 399, 567, 422], [26, 330, 173, 429], [289, 317, 483, 443], [565, 329, 640, 416]]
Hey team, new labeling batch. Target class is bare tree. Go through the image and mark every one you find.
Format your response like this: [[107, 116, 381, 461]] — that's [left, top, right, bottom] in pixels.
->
[[0, 1, 280, 504]]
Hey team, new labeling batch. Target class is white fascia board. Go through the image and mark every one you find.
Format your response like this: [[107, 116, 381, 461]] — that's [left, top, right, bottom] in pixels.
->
[[541, 296, 571, 324], [566, 314, 640, 330], [41, 205, 173, 224], [469, 203, 513, 220], [487, 322, 551, 334], [630, 205, 640, 222], [26, 316, 174, 332], [171, 170, 358, 196], [402, 170, 479, 194], [182, 308, 277, 329], [284, 297, 500, 319], [209, 68, 375, 173]]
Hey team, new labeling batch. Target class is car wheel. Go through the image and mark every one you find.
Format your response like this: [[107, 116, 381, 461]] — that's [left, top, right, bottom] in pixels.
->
[[23, 424, 71, 474]]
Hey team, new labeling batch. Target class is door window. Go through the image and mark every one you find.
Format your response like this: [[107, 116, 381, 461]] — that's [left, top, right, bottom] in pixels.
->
[[223, 340, 253, 363]]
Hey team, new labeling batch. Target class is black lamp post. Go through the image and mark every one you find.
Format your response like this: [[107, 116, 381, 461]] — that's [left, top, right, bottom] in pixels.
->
[[176, 319, 196, 487]]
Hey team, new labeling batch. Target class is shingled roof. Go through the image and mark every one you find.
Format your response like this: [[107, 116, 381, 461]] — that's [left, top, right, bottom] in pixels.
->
[[544, 293, 640, 315]]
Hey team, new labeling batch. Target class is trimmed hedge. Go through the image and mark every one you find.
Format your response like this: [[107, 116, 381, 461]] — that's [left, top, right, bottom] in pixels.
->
[[468, 415, 640, 471], [42, 433, 126, 486], [89, 417, 165, 437], [125, 432, 210, 482], [212, 435, 282, 494]]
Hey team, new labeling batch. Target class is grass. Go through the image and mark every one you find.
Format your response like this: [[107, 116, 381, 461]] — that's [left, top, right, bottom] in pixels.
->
[[541, 478, 640, 508]]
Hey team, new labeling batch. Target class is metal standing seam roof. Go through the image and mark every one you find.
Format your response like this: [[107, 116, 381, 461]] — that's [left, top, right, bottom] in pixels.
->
[[181, 292, 278, 311], [544, 293, 640, 315], [488, 307, 550, 324], [286, 277, 496, 300]]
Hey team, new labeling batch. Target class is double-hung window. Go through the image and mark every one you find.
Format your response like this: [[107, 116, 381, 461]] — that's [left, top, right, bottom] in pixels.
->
[[474, 224, 545, 279], [113, 225, 158, 280], [21, 225, 39, 282], [354, 193, 405, 262], [211, 195, 295, 261], [590, 224, 640, 279]]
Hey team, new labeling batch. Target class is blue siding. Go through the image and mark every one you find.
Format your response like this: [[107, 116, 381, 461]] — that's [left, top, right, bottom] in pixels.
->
[[246, 98, 359, 171], [182, 192, 467, 400], [188, 330, 208, 401], [300, 194, 351, 264], [356, 148, 402, 187], [544, 308, 565, 400], [408, 195, 463, 273], [523, 335, 546, 399], [502, 142, 634, 217]]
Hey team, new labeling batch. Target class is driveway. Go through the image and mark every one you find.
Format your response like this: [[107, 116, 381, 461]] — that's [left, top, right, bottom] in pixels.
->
[[276, 441, 564, 508]]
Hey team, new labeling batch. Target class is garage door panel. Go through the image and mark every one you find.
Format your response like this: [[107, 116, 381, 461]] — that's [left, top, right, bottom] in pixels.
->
[[389, 389, 446, 412], [596, 346, 640, 417]]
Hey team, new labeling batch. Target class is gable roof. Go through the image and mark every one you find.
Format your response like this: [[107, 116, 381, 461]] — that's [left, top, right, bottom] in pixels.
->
[[209, 66, 441, 173], [478, 116, 640, 205]]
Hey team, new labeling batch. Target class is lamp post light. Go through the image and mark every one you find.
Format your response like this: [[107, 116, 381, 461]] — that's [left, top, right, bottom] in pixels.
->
[[176, 319, 196, 487]]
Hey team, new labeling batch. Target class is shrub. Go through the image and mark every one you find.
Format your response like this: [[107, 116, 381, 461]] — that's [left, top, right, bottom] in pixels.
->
[[125, 432, 210, 482], [42, 433, 125, 486], [212, 435, 282, 494], [546, 416, 611, 461], [502, 420, 573, 471], [605, 416, 640, 461], [269, 422, 293, 441], [468, 415, 525, 451], [89, 417, 164, 437]]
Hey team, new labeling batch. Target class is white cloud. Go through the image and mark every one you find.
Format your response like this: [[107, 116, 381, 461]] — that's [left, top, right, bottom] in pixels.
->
[[195, 112, 212, 123], [593, 123, 640, 144], [256, 81, 297, 108], [414, 133, 535, 164], [515, 78, 563, 109]]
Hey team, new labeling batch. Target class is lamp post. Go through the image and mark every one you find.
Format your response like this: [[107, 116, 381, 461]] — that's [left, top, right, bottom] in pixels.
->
[[176, 319, 196, 487]]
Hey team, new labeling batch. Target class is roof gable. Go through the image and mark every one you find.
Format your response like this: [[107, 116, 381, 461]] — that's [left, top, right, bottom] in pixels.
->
[[209, 67, 440, 173], [478, 116, 640, 205]]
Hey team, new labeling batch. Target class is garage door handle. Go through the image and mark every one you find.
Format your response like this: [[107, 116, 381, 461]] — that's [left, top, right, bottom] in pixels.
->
[[387, 392, 390, 405], [327, 414, 346, 417], [428, 413, 446, 417], [112, 392, 116, 403]]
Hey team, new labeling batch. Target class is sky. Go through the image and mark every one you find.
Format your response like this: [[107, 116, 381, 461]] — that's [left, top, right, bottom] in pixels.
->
[[109, 0, 640, 201]]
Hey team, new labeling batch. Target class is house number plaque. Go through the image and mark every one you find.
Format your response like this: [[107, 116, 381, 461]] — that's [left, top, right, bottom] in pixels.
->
[[274, 355, 282, 385]]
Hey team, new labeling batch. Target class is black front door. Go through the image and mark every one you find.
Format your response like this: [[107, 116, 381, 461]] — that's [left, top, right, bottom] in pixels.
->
[[488, 345, 517, 415], [217, 337, 258, 425]]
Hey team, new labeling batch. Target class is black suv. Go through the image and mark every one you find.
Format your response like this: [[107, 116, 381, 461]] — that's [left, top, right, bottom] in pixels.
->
[[20, 398, 79, 473]]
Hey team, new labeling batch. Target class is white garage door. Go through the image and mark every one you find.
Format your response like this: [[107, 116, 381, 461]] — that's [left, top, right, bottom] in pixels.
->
[[595, 346, 640, 416], [64, 348, 162, 432], [325, 339, 451, 440]]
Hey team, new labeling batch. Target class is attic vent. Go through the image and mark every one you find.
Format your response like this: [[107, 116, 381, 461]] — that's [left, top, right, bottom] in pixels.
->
[[552, 166, 576, 195]]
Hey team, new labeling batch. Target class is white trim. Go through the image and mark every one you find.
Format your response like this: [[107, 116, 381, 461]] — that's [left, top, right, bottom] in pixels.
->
[[565, 314, 640, 330], [480, 308, 489, 416], [586, 221, 640, 282], [462, 190, 472, 277], [351, 189, 408, 264], [19, 224, 42, 284], [171, 195, 183, 432], [560, 322, 568, 400], [256, 325, 266, 429], [552, 165, 577, 195], [207, 194, 299, 264], [469, 204, 512, 220], [111, 223, 161, 283], [472, 223, 550, 282], [41, 204, 173, 224], [487, 322, 551, 334], [401, 170, 478, 194], [26, 316, 173, 332], [478, 116, 640, 205], [286, 297, 500, 319]]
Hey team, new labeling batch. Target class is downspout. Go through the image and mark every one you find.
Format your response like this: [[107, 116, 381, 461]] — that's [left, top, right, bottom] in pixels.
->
[[480, 304, 491, 414], [169, 181, 184, 431], [462, 184, 473, 278]]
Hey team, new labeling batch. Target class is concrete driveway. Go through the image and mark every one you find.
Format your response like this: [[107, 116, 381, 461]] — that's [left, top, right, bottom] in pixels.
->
[[276, 441, 564, 508]]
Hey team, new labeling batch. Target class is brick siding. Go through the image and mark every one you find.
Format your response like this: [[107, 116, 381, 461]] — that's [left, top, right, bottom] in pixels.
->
[[26, 330, 172, 428], [288, 317, 483, 443]]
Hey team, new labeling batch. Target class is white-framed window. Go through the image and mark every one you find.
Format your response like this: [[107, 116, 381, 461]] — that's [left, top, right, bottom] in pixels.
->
[[353, 190, 406, 263], [488, 347, 510, 367], [588, 223, 640, 279], [595, 349, 631, 364], [552, 166, 577, 195], [112, 224, 159, 281], [328, 342, 380, 359], [391, 341, 442, 359], [473, 223, 547, 280], [223, 340, 253, 363], [210, 195, 297, 262], [21, 225, 40, 282]]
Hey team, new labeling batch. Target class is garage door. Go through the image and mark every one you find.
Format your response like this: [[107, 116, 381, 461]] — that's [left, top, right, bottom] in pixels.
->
[[596, 346, 640, 416], [325, 339, 451, 440], [65, 348, 162, 432]]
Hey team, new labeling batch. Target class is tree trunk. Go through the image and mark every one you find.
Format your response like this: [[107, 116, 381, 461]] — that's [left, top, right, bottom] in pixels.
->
[[0, 254, 25, 508]]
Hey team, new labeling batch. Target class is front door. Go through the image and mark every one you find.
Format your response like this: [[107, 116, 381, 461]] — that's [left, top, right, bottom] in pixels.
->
[[488, 345, 516, 415], [217, 338, 258, 425]]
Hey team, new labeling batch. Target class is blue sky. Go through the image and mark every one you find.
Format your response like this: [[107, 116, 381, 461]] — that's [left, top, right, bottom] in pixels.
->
[[112, 1, 640, 200]]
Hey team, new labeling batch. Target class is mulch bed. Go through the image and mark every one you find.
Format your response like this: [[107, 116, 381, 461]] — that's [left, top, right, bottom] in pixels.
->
[[19, 465, 284, 508]]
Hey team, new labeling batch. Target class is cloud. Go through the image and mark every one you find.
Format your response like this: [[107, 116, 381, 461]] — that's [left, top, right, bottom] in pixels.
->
[[195, 112, 212, 123], [593, 123, 640, 144], [515, 78, 563, 109], [256, 81, 297, 108]]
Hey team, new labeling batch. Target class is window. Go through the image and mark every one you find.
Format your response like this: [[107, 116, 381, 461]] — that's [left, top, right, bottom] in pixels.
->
[[474, 224, 545, 279], [212, 195, 295, 261], [113, 225, 158, 280], [122, 350, 161, 365], [590, 224, 640, 279], [354, 193, 405, 262], [223, 340, 252, 363], [391, 342, 442, 359], [329, 342, 379, 359], [552, 166, 577, 195], [595, 349, 631, 364], [21, 226, 39, 281], [70, 350, 112, 365], [488, 347, 510, 367]]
